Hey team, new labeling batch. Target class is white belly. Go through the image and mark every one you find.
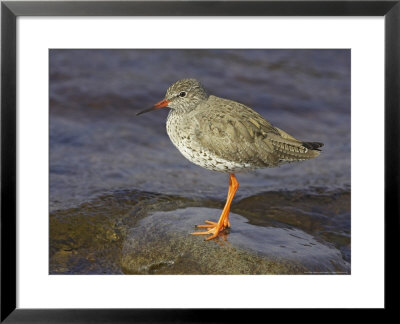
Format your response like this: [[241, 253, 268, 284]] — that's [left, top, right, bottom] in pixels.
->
[[169, 134, 253, 172]]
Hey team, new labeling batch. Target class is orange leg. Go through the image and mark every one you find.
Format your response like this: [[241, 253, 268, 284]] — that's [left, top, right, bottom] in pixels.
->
[[192, 173, 239, 240]]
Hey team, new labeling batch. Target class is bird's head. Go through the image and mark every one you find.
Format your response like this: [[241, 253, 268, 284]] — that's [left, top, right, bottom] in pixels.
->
[[136, 78, 209, 116]]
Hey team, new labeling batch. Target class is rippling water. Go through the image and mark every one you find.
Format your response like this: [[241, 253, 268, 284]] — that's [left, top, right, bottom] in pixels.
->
[[49, 49, 350, 274]]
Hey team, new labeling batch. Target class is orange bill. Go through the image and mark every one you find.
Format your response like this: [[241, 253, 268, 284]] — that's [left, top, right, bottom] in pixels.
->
[[136, 99, 170, 116]]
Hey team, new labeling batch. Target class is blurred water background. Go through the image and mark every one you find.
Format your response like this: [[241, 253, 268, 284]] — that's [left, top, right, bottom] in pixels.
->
[[49, 49, 350, 274]]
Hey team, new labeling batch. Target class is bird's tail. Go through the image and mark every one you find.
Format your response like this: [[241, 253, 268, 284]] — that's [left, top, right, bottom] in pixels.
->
[[301, 142, 324, 151]]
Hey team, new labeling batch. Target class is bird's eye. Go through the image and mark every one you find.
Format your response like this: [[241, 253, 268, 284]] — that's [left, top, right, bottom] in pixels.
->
[[179, 91, 187, 97]]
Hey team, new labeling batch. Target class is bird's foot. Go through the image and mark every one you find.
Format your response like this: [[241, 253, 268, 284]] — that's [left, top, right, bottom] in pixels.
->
[[195, 219, 230, 228], [195, 220, 218, 228], [192, 220, 230, 240]]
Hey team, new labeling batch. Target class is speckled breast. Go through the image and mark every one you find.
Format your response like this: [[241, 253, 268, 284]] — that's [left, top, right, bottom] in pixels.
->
[[166, 111, 253, 173]]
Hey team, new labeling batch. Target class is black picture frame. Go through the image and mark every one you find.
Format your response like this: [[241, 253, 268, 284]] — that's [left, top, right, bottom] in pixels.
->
[[1, 0, 398, 321]]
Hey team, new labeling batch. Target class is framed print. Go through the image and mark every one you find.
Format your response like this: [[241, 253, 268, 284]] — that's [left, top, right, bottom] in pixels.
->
[[1, 0, 399, 321]]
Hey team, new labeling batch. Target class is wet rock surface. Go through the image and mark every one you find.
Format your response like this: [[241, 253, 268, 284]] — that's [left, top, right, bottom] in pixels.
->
[[50, 189, 350, 275], [121, 208, 349, 274]]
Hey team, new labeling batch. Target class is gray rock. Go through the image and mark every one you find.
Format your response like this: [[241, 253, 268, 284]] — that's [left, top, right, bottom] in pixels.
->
[[121, 207, 349, 274]]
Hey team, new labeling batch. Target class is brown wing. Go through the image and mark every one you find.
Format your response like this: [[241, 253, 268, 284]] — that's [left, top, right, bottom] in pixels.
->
[[192, 96, 322, 167]]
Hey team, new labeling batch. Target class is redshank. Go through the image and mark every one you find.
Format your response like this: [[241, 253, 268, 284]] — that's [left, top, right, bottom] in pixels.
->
[[137, 79, 323, 240]]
